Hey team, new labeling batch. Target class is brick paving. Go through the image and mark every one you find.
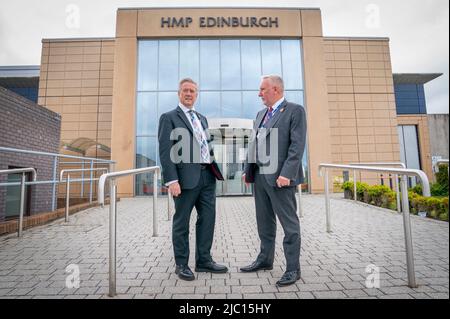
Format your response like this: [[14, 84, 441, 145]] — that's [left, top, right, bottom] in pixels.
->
[[0, 195, 448, 299]]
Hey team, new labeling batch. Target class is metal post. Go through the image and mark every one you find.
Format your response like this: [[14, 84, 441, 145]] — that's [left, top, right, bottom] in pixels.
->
[[324, 169, 331, 233], [89, 160, 94, 203], [297, 185, 303, 218], [168, 191, 172, 221], [400, 175, 417, 288], [153, 171, 158, 237], [18, 173, 26, 237], [81, 161, 84, 197], [353, 170, 357, 201], [109, 180, 117, 297], [65, 174, 70, 222], [395, 174, 401, 213], [51, 156, 58, 211]]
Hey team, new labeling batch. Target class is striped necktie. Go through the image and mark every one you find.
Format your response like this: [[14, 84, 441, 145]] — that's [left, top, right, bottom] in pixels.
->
[[188, 110, 210, 164]]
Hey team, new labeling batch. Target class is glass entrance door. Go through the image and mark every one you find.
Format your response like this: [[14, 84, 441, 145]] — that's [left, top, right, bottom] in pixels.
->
[[213, 131, 253, 196]]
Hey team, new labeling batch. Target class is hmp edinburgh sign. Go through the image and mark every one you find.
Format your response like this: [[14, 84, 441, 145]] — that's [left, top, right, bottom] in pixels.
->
[[161, 16, 279, 28]]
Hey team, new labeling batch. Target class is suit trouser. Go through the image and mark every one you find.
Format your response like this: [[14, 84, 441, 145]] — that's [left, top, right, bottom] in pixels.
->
[[172, 168, 216, 266], [254, 168, 301, 272]]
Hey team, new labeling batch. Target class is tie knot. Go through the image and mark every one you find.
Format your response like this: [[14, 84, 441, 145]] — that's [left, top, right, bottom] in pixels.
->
[[268, 107, 273, 113]]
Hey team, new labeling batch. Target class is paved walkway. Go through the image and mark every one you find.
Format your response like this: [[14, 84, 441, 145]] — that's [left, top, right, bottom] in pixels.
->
[[0, 195, 448, 299]]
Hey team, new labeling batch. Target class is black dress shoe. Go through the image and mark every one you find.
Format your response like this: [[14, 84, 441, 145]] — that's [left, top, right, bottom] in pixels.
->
[[276, 270, 301, 287], [175, 265, 195, 281], [195, 261, 228, 273], [240, 260, 273, 272]]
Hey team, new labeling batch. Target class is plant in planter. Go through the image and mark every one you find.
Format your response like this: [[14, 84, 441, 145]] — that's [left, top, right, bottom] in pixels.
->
[[341, 181, 354, 199]]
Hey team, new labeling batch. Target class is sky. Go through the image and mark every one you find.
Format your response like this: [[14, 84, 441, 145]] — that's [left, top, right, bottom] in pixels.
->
[[0, 0, 448, 114]]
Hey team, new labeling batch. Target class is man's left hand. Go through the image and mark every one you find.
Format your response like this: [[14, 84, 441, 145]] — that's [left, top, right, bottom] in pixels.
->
[[276, 176, 291, 188]]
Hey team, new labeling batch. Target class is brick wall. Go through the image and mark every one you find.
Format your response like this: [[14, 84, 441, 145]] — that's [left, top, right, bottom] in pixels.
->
[[0, 87, 61, 221]]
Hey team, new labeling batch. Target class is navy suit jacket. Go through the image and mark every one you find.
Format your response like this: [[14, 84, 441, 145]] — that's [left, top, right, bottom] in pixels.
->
[[158, 106, 223, 190]]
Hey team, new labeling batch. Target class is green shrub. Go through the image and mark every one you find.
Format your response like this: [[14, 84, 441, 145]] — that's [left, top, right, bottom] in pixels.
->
[[357, 182, 370, 202], [435, 164, 449, 195], [410, 184, 423, 196], [431, 183, 448, 197], [367, 185, 395, 207]]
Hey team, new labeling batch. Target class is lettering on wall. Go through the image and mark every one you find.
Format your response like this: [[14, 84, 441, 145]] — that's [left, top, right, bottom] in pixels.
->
[[161, 17, 279, 28]]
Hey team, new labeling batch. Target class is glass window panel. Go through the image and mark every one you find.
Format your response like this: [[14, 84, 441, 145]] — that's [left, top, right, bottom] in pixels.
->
[[221, 40, 241, 90], [198, 91, 220, 117], [221, 91, 242, 118], [282, 40, 303, 90], [403, 125, 421, 170], [180, 40, 200, 81], [136, 137, 158, 196], [158, 92, 179, 115], [136, 136, 157, 167], [200, 40, 220, 90], [136, 92, 157, 136], [241, 40, 262, 90], [242, 91, 263, 119], [261, 40, 282, 76], [284, 91, 305, 107], [137, 41, 158, 91], [158, 40, 179, 91]]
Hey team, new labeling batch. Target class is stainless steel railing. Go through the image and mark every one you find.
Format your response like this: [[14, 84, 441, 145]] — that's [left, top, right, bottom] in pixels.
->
[[349, 162, 406, 213], [60, 168, 108, 222], [319, 163, 431, 288], [98, 166, 161, 297], [0, 146, 114, 210], [0, 168, 37, 237], [435, 159, 449, 174]]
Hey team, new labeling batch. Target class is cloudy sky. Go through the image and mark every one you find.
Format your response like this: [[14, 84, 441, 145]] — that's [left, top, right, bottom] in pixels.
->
[[0, 0, 448, 114]]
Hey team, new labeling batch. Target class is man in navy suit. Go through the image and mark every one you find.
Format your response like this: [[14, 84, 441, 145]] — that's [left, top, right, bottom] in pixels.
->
[[158, 78, 227, 281]]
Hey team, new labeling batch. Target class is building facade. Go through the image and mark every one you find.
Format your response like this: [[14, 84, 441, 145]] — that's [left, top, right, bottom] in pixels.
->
[[36, 7, 438, 197], [0, 87, 61, 221]]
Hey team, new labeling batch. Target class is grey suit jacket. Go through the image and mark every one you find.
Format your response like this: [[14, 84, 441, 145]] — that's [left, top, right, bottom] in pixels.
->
[[244, 99, 307, 187], [158, 106, 221, 190]]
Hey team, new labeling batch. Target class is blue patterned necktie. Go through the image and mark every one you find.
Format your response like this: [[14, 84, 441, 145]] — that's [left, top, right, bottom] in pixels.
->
[[188, 110, 210, 164], [262, 107, 273, 127]]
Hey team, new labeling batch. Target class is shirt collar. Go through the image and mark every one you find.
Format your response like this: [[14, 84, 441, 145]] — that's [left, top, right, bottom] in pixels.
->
[[269, 97, 285, 112], [178, 103, 195, 114]]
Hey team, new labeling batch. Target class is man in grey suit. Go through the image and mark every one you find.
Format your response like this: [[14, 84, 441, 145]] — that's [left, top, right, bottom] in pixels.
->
[[241, 75, 307, 287], [158, 78, 227, 281]]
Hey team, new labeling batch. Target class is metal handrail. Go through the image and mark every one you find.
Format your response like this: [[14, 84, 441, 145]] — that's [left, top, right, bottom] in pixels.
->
[[0, 168, 37, 237], [319, 163, 431, 288], [60, 168, 108, 222], [0, 146, 115, 211], [0, 146, 114, 163], [0, 178, 100, 187], [435, 159, 449, 174], [349, 162, 406, 213], [98, 166, 161, 297]]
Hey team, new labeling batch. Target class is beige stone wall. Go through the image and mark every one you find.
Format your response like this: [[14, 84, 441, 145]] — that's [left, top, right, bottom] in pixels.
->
[[324, 38, 401, 185], [39, 39, 114, 152], [38, 39, 115, 198]]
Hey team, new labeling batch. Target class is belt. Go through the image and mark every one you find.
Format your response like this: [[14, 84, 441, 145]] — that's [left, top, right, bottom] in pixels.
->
[[200, 163, 210, 170]]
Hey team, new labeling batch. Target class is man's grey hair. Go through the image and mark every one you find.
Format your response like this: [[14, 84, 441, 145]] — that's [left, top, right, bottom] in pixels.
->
[[178, 78, 198, 92], [262, 75, 284, 92]]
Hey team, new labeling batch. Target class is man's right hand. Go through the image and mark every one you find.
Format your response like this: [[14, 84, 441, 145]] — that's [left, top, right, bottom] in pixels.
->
[[242, 173, 250, 187], [168, 182, 182, 197]]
